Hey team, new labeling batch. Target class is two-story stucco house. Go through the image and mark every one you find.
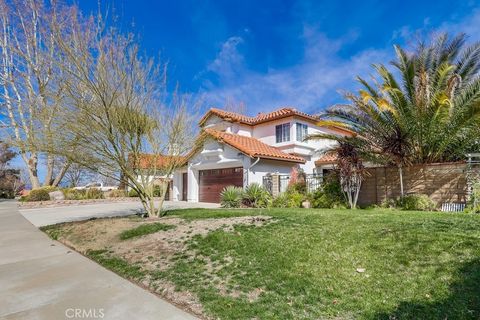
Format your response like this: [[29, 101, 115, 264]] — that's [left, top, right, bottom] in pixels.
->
[[167, 107, 349, 203]]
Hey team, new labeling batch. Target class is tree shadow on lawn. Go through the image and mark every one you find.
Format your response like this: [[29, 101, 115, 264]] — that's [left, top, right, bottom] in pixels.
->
[[375, 258, 480, 319]]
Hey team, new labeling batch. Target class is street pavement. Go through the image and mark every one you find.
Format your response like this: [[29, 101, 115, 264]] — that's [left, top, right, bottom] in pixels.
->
[[0, 200, 199, 320]]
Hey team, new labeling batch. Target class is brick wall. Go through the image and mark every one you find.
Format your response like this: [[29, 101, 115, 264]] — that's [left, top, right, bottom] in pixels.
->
[[357, 162, 469, 207]]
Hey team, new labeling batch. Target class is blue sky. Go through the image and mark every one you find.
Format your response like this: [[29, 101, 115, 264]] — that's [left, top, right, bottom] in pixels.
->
[[75, 0, 480, 115], [9, 0, 480, 178]]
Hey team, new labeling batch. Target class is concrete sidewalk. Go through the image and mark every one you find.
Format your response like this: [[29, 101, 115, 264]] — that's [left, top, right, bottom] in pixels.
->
[[20, 200, 220, 227], [0, 201, 197, 320]]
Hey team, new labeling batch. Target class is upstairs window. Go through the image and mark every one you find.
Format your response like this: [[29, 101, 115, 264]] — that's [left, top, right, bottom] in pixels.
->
[[275, 123, 290, 143], [296, 123, 308, 141]]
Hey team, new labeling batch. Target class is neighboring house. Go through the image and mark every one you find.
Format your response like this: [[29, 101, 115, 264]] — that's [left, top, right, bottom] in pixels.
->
[[166, 107, 349, 203]]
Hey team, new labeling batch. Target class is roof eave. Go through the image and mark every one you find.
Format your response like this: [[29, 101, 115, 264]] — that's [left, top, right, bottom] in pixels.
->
[[257, 154, 306, 164]]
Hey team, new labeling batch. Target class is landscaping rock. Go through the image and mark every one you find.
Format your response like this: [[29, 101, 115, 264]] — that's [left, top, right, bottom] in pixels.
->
[[49, 190, 65, 201]]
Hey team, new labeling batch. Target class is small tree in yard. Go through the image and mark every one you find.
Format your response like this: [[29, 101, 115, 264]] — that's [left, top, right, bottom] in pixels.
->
[[308, 139, 367, 209], [334, 142, 366, 209], [53, 11, 196, 217], [0, 142, 22, 197]]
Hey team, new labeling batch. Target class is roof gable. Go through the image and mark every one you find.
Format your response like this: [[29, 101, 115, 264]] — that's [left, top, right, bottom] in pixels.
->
[[199, 107, 352, 135], [203, 128, 305, 163], [199, 107, 320, 125]]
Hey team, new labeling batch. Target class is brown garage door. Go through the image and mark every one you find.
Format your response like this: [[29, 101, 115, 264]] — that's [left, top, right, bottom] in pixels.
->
[[199, 167, 243, 203]]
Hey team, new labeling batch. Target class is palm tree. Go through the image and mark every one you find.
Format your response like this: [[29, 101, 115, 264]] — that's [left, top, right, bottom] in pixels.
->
[[312, 33, 480, 197]]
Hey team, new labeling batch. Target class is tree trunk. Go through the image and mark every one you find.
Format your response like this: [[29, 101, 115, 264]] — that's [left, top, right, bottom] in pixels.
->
[[136, 185, 159, 217], [43, 154, 55, 186], [24, 153, 41, 189], [157, 180, 170, 217], [51, 161, 71, 187], [353, 180, 362, 209], [398, 165, 404, 197], [118, 170, 128, 190]]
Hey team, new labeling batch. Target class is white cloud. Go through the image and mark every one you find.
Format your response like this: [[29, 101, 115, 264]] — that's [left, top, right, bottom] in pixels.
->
[[206, 36, 245, 81], [197, 28, 391, 114], [391, 8, 480, 45], [439, 8, 480, 41], [198, 8, 480, 115]]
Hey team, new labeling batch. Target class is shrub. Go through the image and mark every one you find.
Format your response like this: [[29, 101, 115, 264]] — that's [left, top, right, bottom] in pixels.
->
[[26, 188, 51, 201], [40, 186, 58, 193], [243, 183, 272, 208], [310, 175, 346, 208], [153, 185, 162, 197], [220, 186, 244, 208], [465, 182, 480, 213], [272, 189, 304, 208], [63, 188, 86, 200], [288, 167, 307, 194], [289, 181, 306, 195], [85, 188, 104, 199], [272, 193, 289, 208], [106, 189, 127, 198], [379, 198, 397, 209], [127, 185, 167, 198], [128, 189, 139, 197], [151, 184, 170, 197], [397, 194, 436, 211]]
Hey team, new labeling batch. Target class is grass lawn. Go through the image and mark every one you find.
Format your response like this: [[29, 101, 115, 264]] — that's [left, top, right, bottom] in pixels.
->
[[42, 208, 480, 319]]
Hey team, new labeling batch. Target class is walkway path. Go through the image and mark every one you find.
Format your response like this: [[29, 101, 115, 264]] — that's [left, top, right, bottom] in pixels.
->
[[20, 200, 219, 227], [0, 201, 198, 320]]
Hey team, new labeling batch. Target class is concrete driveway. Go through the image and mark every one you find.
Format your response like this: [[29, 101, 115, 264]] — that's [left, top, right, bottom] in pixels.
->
[[0, 200, 198, 320], [20, 200, 220, 227]]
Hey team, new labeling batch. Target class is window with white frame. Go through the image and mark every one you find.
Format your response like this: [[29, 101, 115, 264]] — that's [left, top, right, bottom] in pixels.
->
[[296, 123, 308, 141], [275, 123, 290, 143]]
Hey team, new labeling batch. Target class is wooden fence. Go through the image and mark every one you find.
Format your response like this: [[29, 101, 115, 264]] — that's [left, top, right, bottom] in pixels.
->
[[357, 162, 470, 207]]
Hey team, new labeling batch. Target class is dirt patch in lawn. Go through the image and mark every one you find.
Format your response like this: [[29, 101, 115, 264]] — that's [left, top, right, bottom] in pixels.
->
[[50, 215, 273, 318], [115, 216, 271, 270]]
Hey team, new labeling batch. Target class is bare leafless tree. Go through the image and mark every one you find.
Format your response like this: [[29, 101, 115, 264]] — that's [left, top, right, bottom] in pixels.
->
[[0, 0, 72, 188], [60, 162, 94, 187], [53, 15, 197, 217], [224, 97, 247, 115]]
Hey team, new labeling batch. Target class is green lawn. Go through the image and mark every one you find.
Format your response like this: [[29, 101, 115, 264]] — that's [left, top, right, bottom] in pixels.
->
[[118, 222, 175, 240], [44, 208, 480, 319]]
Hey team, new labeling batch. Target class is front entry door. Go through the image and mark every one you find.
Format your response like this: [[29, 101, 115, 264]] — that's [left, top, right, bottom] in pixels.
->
[[182, 173, 188, 201]]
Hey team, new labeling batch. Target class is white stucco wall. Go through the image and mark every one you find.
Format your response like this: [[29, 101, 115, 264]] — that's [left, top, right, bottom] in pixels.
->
[[170, 170, 186, 201], [247, 159, 295, 186], [204, 115, 253, 136], [202, 114, 341, 175], [176, 112, 348, 202], [252, 117, 295, 145], [251, 117, 338, 173], [173, 136, 299, 202], [231, 123, 252, 136], [185, 139, 245, 202]]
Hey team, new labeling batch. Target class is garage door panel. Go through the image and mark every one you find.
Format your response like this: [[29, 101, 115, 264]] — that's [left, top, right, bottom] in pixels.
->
[[199, 167, 243, 203]]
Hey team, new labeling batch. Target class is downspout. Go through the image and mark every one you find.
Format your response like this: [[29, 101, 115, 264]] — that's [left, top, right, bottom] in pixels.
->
[[246, 156, 261, 186]]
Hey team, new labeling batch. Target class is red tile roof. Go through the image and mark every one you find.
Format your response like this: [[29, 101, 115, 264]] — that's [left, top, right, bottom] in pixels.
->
[[204, 128, 306, 163], [130, 154, 187, 170], [199, 107, 321, 126], [199, 107, 352, 135], [314, 152, 338, 166]]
